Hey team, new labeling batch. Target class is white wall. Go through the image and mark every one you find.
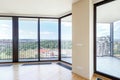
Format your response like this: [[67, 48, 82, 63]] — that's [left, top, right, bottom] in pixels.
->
[[72, 0, 93, 79]]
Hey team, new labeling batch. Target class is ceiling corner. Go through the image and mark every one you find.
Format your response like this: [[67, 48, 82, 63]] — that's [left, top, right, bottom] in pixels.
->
[[93, 0, 104, 4]]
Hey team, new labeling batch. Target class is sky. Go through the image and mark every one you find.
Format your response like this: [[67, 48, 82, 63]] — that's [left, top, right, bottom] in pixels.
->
[[1, 18, 120, 40], [0, 20, 12, 39], [0, 19, 72, 40], [97, 23, 110, 37]]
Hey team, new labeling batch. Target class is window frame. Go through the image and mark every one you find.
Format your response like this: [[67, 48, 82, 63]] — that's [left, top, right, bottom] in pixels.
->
[[0, 14, 72, 63], [59, 13, 72, 64], [94, 0, 119, 79]]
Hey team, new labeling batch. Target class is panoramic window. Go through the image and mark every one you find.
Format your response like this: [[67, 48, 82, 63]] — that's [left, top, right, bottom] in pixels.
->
[[19, 18, 38, 61], [61, 15, 72, 64], [0, 17, 12, 62], [40, 19, 58, 60], [95, 0, 120, 78], [0, 15, 71, 63]]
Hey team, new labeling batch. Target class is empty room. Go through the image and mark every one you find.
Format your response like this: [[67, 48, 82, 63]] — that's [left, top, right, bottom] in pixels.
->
[[0, 0, 120, 80]]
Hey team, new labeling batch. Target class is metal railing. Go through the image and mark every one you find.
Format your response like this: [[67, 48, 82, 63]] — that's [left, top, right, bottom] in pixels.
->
[[0, 39, 12, 61]]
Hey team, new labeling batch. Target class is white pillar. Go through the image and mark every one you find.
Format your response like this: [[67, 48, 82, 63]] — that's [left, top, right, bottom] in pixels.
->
[[72, 0, 94, 79]]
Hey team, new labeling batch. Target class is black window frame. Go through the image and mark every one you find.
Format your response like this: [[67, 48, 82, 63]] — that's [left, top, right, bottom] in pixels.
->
[[0, 13, 72, 64], [59, 13, 72, 65], [94, 0, 120, 79], [39, 18, 59, 61]]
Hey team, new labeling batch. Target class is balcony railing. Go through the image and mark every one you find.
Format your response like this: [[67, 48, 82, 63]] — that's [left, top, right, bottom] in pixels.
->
[[0, 39, 12, 61]]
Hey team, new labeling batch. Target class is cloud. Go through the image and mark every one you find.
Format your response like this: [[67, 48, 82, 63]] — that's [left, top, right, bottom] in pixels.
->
[[62, 22, 72, 27], [0, 24, 11, 30], [19, 30, 37, 39], [97, 23, 110, 37], [40, 31, 58, 40], [61, 34, 72, 40], [0, 24, 12, 39], [40, 32, 54, 35], [19, 30, 55, 39]]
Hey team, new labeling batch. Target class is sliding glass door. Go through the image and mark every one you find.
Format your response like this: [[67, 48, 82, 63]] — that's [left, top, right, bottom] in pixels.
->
[[19, 18, 59, 61], [0, 17, 13, 62], [95, 0, 120, 79], [19, 18, 38, 61], [40, 19, 58, 61]]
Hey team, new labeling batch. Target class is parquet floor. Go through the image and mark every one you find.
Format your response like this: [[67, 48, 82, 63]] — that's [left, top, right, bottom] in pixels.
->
[[0, 62, 111, 80]]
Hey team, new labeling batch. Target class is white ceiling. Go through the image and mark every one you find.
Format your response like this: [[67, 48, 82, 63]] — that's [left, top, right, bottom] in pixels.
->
[[0, 0, 79, 17], [97, 0, 120, 23], [0, 0, 115, 19], [93, 0, 103, 3]]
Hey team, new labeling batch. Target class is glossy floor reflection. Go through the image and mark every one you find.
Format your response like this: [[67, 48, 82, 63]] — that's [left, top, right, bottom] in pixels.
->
[[0, 62, 111, 80], [0, 63, 82, 80], [97, 57, 120, 78]]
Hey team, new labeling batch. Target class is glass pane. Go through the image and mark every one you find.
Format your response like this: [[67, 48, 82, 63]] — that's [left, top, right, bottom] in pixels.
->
[[40, 19, 58, 60], [96, 23, 110, 57], [61, 15, 72, 64], [114, 21, 120, 58], [96, 0, 120, 78], [19, 18, 38, 61], [0, 17, 12, 62]]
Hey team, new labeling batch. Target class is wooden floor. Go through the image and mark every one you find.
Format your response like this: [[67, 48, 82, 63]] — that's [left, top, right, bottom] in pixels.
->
[[0, 62, 111, 80]]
